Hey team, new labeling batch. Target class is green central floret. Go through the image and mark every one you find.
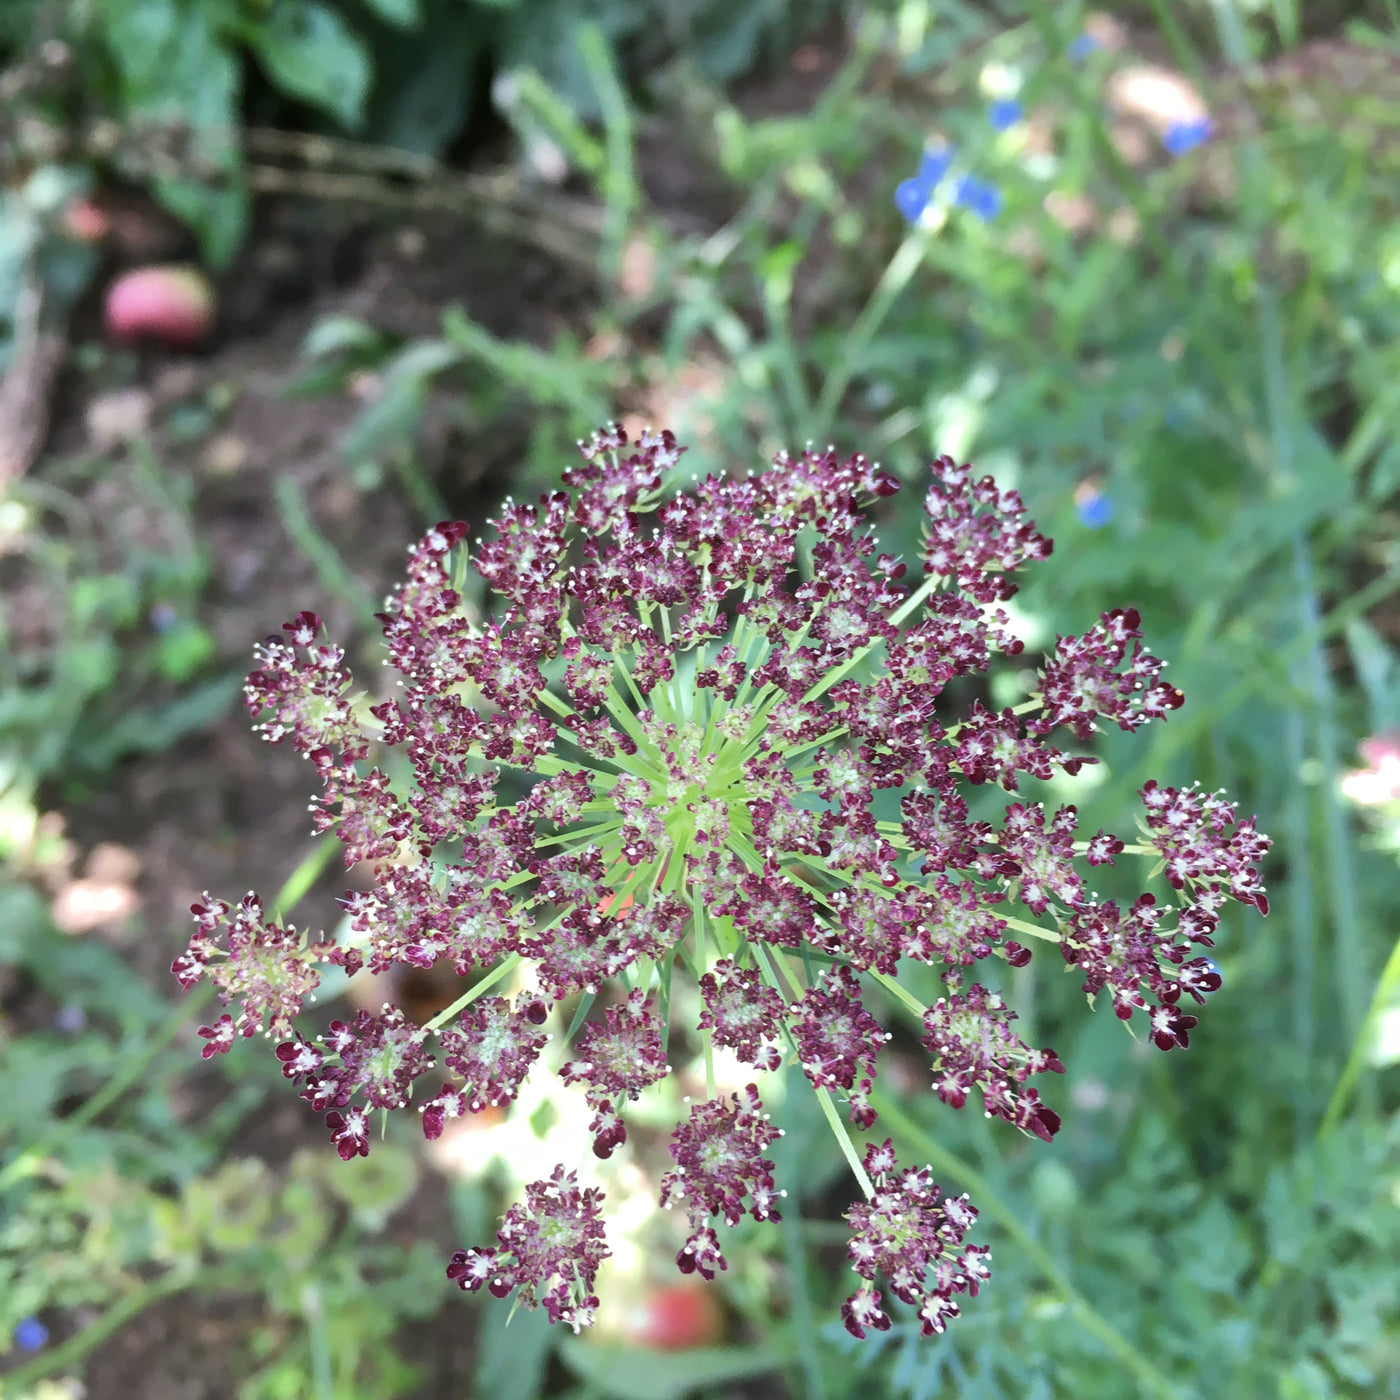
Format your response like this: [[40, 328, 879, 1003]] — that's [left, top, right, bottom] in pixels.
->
[[177, 423, 1272, 1339]]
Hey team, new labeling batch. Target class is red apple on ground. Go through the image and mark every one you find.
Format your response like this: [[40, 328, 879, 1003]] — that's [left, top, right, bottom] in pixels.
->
[[103, 264, 215, 348], [62, 196, 110, 243], [619, 1282, 724, 1351]]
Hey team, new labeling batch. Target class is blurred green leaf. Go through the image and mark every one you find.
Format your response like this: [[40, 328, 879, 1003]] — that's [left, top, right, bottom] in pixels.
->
[[252, 0, 372, 130], [363, 0, 420, 24], [559, 1340, 795, 1400], [471, 1296, 555, 1400]]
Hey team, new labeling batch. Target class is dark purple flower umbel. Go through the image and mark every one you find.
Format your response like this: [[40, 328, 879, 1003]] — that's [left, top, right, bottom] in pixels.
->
[[174, 425, 1270, 1335]]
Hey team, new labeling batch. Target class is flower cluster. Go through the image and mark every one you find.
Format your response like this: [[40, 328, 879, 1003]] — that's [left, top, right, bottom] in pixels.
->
[[659, 1083, 784, 1280], [174, 424, 1270, 1335], [842, 1139, 989, 1338], [447, 1165, 609, 1332]]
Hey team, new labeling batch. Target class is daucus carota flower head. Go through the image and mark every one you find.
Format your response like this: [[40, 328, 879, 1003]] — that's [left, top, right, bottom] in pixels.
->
[[174, 424, 1270, 1334]]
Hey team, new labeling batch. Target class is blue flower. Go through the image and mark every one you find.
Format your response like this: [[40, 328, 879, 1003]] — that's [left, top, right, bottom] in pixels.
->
[[952, 175, 1003, 221], [1162, 117, 1212, 156], [15, 1318, 49, 1352], [1074, 480, 1114, 529], [894, 145, 954, 224], [895, 178, 931, 223], [1068, 32, 1100, 61], [988, 98, 1024, 132], [916, 145, 954, 186]]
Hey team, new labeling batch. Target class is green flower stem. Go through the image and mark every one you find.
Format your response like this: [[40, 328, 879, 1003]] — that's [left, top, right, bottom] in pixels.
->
[[812, 233, 927, 439], [779, 1195, 829, 1400], [1251, 261, 1369, 1065], [651, 660, 682, 728], [802, 577, 939, 707], [784, 727, 853, 762], [519, 751, 586, 777], [1318, 924, 1400, 1139], [532, 818, 623, 850], [940, 695, 1044, 744], [604, 666, 664, 763], [869, 969, 927, 1022], [749, 944, 875, 1202], [536, 685, 576, 719], [274, 832, 344, 919], [302, 1282, 336, 1400], [869, 1092, 1183, 1400], [422, 953, 524, 1033], [696, 665, 726, 770], [563, 991, 598, 1046], [1000, 914, 1063, 944], [728, 583, 762, 671], [815, 1086, 875, 1201], [751, 940, 799, 1002], [690, 891, 717, 1098]]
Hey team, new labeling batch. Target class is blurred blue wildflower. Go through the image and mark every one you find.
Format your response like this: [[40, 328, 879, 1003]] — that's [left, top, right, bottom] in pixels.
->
[[1162, 117, 1213, 156], [1068, 32, 1100, 61], [149, 601, 178, 634], [15, 1318, 49, 1351], [916, 145, 954, 186], [894, 179, 929, 224], [53, 1002, 87, 1034], [952, 175, 1003, 221], [894, 145, 954, 224], [987, 98, 1024, 132], [1074, 479, 1114, 528]]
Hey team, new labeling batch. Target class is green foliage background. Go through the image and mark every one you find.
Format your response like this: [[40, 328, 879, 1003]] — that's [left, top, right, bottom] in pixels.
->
[[3, 1, 1400, 1398]]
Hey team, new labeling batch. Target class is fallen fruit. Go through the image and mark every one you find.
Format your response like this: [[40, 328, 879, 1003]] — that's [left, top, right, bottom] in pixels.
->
[[62, 196, 110, 243], [620, 1283, 724, 1351], [103, 264, 215, 348]]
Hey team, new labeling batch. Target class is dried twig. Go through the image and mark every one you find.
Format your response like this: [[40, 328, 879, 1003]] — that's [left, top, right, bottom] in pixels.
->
[[0, 273, 67, 484]]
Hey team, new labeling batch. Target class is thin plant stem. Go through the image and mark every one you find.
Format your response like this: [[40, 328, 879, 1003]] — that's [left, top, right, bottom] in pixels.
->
[[422, 954, 524, 1033], [1280, 698, 1318, 1145], [812, 234, 926, 440], [577, 23, 637, 289], [1111, 562, 1400, 815], [1318, 927, 1400, 1139], [274, 475, 377, 623], [780, 1202, 828, 1400], [1258, 283, 1370, 1087], [303, 1283, 336, 1400], [815, 1087, 875, 1201], [777, 1062, 829, 1400]]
